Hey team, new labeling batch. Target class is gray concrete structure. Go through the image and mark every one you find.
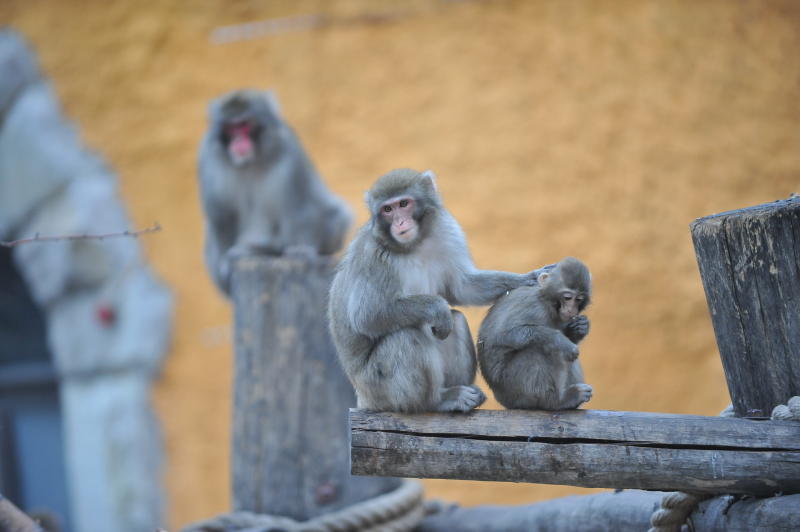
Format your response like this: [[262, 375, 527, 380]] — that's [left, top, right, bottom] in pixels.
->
[[0, 29, 172, 532]]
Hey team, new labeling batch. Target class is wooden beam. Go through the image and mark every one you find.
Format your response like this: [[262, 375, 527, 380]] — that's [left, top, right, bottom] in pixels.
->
[[691, 195, 800, 418], [350, 408, 800, 496]]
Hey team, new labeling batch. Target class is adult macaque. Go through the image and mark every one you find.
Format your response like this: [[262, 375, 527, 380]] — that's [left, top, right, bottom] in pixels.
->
[[478, 256, 593, 410], [198, 89, 352, 295], [328, 168, 547, 413]]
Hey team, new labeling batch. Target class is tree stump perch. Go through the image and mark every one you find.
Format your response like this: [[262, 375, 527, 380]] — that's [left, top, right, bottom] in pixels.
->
[[231, 255, 398, 521], [691, 195, 800, 418]]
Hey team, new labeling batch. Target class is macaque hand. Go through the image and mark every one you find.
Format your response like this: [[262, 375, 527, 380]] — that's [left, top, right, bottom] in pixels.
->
[[565, 315, 590, 343], [430, 301, 454, 340], [524, 264, 556, 286]]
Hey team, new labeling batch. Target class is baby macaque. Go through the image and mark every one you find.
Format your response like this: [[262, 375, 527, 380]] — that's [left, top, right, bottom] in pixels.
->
[[478, 257, 593, 410]]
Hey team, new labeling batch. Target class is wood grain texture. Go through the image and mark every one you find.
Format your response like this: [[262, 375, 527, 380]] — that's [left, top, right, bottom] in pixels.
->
[[350, 409, 800, 496], [691, 493, 800, 531], [691, 196, 800, 418], [418, 490, 664, 532], [416, 491, 800, 532], [231, 256, 398, 520]]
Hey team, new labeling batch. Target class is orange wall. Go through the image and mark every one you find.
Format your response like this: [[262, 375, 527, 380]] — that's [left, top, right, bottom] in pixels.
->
[[3, 0, 799, 528]]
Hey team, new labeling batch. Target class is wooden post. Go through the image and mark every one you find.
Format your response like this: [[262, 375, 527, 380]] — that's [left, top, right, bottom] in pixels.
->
[[350, 409, 800, 496], [231, 255, 399, 520], [691, 196, 800, 417]]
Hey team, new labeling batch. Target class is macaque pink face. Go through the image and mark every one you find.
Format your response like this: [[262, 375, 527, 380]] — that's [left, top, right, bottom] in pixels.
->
[[225, 122, 255, 166], [379, 195, 419, 244]]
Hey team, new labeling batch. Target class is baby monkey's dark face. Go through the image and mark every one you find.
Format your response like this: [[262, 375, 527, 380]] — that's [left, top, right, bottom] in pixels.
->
[[557, 289, 587, 322]]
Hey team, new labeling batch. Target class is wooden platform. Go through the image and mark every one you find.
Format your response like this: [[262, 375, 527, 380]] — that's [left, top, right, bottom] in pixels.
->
[[350, 408, 800, 496]]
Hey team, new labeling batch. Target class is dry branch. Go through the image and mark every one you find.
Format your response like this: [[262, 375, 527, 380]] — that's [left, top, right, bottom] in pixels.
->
[[0, 222, 161, 247]]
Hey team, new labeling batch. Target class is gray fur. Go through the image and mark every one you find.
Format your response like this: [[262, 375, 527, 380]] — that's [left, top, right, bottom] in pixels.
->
[[198, 89, 352, 295], [328, 168, 546, 413], [478, 257, 593, 410]]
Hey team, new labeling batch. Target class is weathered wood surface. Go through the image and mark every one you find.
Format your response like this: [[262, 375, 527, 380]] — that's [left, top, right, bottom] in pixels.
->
[[231, 256, 398, 521], [691, 493, 800, 531], [417, 490, 800, 532], [691, 196, 800, 418], [350, 409, 800, 496], [418, 490, 664, 532]]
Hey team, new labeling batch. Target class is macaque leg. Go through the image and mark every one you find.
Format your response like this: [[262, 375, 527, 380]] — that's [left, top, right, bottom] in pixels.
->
[[355, 328, 443, 413], [435, 310, 486, 412], [440, 310, 477, 387]]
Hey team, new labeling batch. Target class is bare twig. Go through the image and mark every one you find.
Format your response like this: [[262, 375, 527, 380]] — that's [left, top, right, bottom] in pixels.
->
[[0, 222, 162, 247]]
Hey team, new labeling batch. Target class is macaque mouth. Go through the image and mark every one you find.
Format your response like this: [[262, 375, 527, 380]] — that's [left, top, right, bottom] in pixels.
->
[[226, 121, 255, 161]]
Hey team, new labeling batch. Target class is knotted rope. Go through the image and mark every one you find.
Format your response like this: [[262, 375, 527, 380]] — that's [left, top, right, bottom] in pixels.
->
[[180, 479, 426, 532]]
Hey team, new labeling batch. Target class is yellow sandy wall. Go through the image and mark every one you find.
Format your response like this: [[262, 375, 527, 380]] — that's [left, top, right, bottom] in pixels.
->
[[2, 0, 799, 528]]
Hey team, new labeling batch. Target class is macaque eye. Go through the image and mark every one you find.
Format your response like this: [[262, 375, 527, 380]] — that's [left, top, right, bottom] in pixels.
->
[[562, 294, 573, 301], [399, 199, 409, 208], [383, 205, 392, 213]]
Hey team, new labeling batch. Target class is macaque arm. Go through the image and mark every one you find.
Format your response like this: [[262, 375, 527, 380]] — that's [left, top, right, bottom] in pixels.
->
[[449, 266, 549, 306], [494, 324, 572, 353], [347, 279, 447, 339]]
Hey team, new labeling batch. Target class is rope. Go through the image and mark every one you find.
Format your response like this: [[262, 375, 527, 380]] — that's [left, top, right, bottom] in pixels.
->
[[180, 479, 425, 532]]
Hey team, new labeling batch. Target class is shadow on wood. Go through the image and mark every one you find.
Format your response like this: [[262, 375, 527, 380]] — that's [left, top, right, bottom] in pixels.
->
[[350, 408, 800, 496], [231, 255, 399, 521]]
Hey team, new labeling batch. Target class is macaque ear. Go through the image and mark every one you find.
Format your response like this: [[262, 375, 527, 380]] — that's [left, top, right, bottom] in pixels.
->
[[538, 272, 550, 284], [420, 169, 438, 192], [263, 90, 282, 116]]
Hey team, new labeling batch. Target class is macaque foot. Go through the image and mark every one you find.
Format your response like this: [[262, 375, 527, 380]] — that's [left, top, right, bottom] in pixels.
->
[[437, 385, 486, 413], [284, 244, 319, 260], [229, 241, 283, 259], [563, 383, 593, 409]]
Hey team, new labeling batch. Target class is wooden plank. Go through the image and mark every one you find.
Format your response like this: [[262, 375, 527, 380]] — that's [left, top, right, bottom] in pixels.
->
[[230, 256, 399, 521], [350, 409, 800, 496], [351, 409, 800, 449], [690, 196, 800, 417]]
